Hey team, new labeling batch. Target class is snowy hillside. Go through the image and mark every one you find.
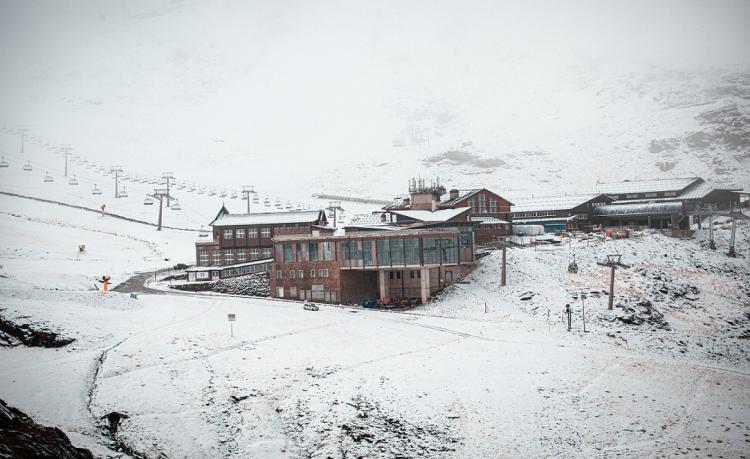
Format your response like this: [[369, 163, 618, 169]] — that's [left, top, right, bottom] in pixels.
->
[[1, 1, 749, 214], [1, 187, 749, 458]]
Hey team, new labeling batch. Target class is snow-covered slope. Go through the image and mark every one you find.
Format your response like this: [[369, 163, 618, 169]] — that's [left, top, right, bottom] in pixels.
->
[[1, 1, 748, 218]]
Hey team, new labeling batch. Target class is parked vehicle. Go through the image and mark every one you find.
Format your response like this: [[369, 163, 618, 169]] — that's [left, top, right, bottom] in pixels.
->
[[303, 302, 319, 311]]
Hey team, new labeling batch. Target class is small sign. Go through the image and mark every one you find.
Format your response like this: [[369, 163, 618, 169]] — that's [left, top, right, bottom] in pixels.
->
[[228, 314, 236, 322]]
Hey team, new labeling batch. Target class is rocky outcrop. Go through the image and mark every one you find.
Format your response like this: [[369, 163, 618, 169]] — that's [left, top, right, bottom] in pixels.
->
[[0, 398, 94, 459], [0, 313, 74, 348]]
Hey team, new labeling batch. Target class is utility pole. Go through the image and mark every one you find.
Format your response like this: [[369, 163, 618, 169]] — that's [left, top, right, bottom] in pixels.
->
[[329, 201, 340, 228], [61, 144, 72, 177], [727, 218, 737, 257], [242, 185, 254, 213], [18, 127, 27, 154], [708, 211, 716, 250], [501, 241, 507, 286], [581, 293, 587, 333], [162, 172, 175, 208], [110, 166, 123, 198], [599, 254, 626, 310], [147, 188, 169, 230]]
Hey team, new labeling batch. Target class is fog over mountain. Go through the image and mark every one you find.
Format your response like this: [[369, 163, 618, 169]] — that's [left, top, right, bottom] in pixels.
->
[[1, 0, 748, 200]]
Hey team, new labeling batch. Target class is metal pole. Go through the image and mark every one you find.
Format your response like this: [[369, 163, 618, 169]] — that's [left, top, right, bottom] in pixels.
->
[[708, 212, 716, 249], [166, 177, 171, 208], [230, 322, 234, 338], [157, 195, 163, 231], [246, 191, 250, 213], [484, 302, 487, 314], [501, 242, 507, 286], [728, 218, 737, 257], [608, 264, 615, 310], [582, 295, 587, 333], [115, 170, 119, 198]]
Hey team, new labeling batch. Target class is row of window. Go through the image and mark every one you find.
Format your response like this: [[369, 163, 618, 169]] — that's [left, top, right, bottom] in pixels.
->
[[198, 248, 273, 266], [223, 227, 272, 240], [276, 286, 336, 302], [468, 196, 500, 214], [390, 270, 421, 280], [276, 269, 330, 279], [282, 241, 335, 262], [513, 211, 557, 218]]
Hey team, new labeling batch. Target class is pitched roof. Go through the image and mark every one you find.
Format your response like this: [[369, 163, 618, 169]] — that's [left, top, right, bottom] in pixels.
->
[[510, 194, 607, 213], [470, 216, 509, 224], [593, 202, 683, 217], [389, 207, 471, 222], [210, 210, 326, 227], [439, 189, 481, 207], [593, 177, 701, 195]]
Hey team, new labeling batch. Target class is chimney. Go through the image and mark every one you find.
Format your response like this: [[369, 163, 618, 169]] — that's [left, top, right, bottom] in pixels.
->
[[402, 197, 411, 207], [449, 188, 459, 200]]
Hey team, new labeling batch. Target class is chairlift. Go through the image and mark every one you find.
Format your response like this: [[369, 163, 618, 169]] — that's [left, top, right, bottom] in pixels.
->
[[197, 188, 205, 195], [171, 200, 182, 211], [143, 196, 154, 205], [68, 175, 79, 185], [119, 187, 129, 198], [252, 196, 259, 203], [22, 161, 32, 171], [92, 184, 102, 195], [208, 189, 217, 196], [43, 172, 54, 183], [230, 193, 238, 199], [198, 225, 209, 238], [0, 157, 8, 167], [220, 191, 228, 198]]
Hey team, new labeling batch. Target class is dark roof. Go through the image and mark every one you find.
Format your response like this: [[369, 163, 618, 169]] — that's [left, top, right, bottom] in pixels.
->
[[210, 209, 327, 227]]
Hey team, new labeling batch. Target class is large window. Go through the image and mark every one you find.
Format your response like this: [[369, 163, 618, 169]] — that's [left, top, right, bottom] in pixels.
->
[[223, 229, 233, 239], [249, 248, 259, 260], [237, 249, 246, 262], [376, 239, 391, 266], [390, 238, 404, 265], [439, 237, 458, 263], [261, 227, 271, 238], [283, 243, 293, 262], [262, 248, 273, 258], [249, 228, 258, 238], [404, 238, 420, 265], [422, 238, 439, 264], [322, 242, 333, 260], [489, 200, 498, 213], [309, 242, 319, 261], [478, 194, 487, 213], [362, 240, 373, 266], [339, 241, 350, 261], [224, 249, 233, 264], [236, 228, 246, 239], [349, 240, 362, 266], [212, 251, 221, 265], [199, 251, 209, 266], [296, 243, 302, 262]]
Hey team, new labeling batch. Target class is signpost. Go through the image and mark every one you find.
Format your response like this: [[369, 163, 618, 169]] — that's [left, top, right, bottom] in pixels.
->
[[228, 313, 236, 337]]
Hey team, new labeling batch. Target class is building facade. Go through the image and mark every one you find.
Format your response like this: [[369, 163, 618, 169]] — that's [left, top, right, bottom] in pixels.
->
[[187, 207, 330, 281], [510, 194, 614, 232], [270, 228, 475, 305]]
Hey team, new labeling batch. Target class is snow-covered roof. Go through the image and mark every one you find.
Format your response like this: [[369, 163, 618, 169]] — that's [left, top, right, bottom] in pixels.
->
[[593, 177, 701, 195], [470, 216, 509, 225], [440, 189, 480, 207], [510, 194, 606, 213], [593, 202, 683, 217], [390, 207, 470, 222], [211, 210, 325, 227], [347, 213, 388, 226], [273, 227, 461, 241]]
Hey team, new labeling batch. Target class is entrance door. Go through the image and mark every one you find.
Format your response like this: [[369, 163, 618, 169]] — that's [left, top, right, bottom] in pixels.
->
[[276, 287, 284, 298], [445, 271, 453, 283]]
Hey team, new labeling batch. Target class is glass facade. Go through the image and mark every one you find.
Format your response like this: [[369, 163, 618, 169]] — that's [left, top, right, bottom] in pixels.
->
[[376, 239, 390, 265], [322, 242, 333, 260], [309, 242, 319, 261], [390, 238, 404, 265], [404, 238, 420, 265], [283, 243, 292, 262], [422, 238, 439, 264]]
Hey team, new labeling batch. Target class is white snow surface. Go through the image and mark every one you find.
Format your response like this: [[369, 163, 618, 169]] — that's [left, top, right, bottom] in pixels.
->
[[1, 193, 749, 458]]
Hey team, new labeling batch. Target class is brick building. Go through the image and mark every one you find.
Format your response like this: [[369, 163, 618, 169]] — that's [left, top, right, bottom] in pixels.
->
[[187, 206, 330, 282], [373, 179, 513, 243], [270, 228, 475, 305]]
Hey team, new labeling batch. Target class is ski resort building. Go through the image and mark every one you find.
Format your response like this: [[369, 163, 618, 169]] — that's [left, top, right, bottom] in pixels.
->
[[270, 228, 475, 305], [591, 177, 744, 229], [347, 179, 513, 243], [186, 206, 331, 282], [510, 194, 614, 233]]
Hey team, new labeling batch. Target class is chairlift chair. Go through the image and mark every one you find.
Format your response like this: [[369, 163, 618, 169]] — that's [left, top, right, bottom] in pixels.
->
[[22, 161, 32, 171], [143, 196, 154, 205], [230, 193, 238, 199], [171, 200, 182, 210], [119, 187, 129, 198], [208, 189, 217, 196], [197, 188, 206, 195], [92, 185, 102, 195], [43, 172, 54, 183], [68, 175, 79, 185], [0, 157, 8, 168], [220, 191, 228, 198]]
